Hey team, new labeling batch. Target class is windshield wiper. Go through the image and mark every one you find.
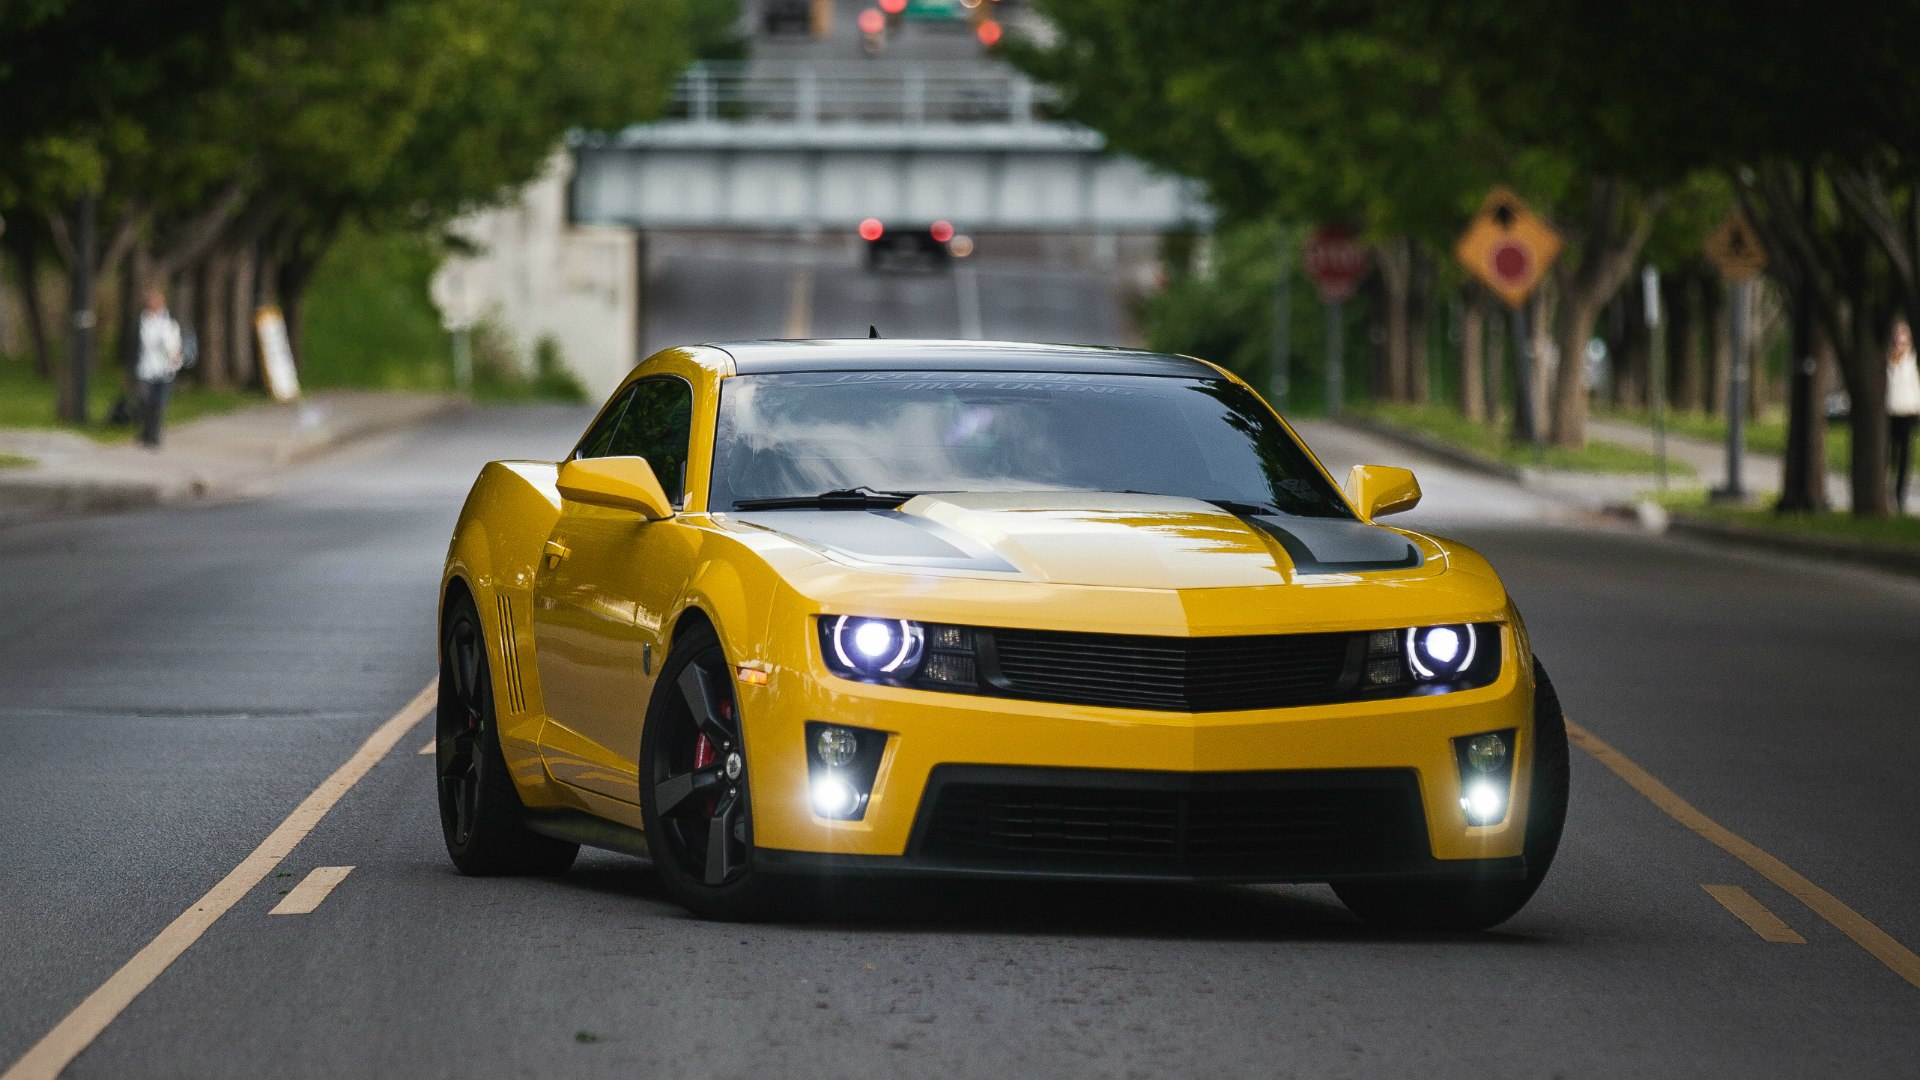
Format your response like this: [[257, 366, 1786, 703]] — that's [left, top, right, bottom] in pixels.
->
[[730, 486, 932, 511]]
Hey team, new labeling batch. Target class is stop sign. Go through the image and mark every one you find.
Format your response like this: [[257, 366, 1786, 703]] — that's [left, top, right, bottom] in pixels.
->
[[1303, 225, 1369, 303]]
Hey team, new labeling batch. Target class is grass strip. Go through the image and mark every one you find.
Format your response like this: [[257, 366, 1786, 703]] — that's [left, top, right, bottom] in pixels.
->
[[1356, 403, 1697, 476]]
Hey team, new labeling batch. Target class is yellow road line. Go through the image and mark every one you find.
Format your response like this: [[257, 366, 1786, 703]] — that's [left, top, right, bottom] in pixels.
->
[[783, 268, 813, 338], [1702, 884, 1806, 944], [417, 737, 435, 756], [1569, 720, 1920, 991], [270, 867, 357, 916], [3, 681, 437, 1080]]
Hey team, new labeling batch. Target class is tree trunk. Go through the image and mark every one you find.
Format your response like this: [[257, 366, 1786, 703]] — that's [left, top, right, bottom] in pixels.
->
[[1360, 269, 1390, 402], [13, 230, 55, 379], [1665, 270, 1700, 412], [1374, 238, 1412, 402], [1528, 283, 1556, 445], [229, 242, 259, 388], [1406, 244, 1435, 406], [1547, 178, 1669, 447], [200, 250, 232, 388], [174, 262, 201, 387], [1458, 285, 1487, 421]]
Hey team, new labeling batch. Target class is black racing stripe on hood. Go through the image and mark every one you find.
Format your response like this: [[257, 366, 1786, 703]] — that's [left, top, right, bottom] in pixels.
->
[[732, 510, 1017, 572], [1248, 515, 1423, 574]]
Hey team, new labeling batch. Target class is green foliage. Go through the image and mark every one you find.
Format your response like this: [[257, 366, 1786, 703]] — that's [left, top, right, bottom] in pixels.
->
[[472, 333, 590, 404], [1140, 219, 1366, 415], [298, 226, 452, 391]]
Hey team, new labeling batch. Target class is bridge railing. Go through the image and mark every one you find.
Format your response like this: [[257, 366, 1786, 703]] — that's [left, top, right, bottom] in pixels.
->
[[667, 61, 1055, 126]]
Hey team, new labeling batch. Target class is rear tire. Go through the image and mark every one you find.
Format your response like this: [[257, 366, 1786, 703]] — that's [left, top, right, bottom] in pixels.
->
[[437, 592, 579, 876], [639, 624, 789, 920], [1334, 657, 1570, 931]]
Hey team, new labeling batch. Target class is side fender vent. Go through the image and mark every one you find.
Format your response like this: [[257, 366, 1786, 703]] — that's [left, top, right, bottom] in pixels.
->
[[495, 595, 528, 714]]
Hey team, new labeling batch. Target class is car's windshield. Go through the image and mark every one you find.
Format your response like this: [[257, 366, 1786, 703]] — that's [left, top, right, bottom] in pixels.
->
[[709, 369, 1352, 518]]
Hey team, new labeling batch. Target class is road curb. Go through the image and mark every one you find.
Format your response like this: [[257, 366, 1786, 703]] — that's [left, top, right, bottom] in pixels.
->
[[1661, 511, 1920, 580], [1330, 415, 1525, 482]]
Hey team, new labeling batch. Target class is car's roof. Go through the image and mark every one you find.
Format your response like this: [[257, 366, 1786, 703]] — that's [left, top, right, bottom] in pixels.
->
[[703, 338, 1217, 378]]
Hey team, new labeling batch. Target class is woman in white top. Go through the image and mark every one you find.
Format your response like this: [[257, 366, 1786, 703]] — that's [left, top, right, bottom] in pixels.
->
[[135, 288, 184, 448], [1889, 319, 1920, 513]]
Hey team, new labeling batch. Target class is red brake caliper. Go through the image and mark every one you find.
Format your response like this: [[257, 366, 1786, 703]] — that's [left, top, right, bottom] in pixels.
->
[[691, 698, 732, 815]]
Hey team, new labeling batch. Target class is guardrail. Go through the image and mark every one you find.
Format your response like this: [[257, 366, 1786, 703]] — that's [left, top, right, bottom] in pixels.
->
[[667, 61, 1054, 125]]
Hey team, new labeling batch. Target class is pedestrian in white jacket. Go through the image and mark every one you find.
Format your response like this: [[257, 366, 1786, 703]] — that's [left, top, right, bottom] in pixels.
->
[[136, 288, 184, 448], [1889, 320, 1920, 513]]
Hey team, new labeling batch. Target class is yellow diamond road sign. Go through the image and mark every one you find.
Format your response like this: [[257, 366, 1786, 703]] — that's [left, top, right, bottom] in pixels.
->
[[1705, 213, 1768, 283], [1455, 187, 1563, 310]]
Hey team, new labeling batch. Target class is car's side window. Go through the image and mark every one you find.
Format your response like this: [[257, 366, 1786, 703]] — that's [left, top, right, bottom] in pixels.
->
[[605, 377, 695, 505], [573, 387, 635, 461]]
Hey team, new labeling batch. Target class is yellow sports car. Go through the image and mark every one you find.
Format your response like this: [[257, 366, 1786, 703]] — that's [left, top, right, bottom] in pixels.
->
[[437, 339, 1568, 929]]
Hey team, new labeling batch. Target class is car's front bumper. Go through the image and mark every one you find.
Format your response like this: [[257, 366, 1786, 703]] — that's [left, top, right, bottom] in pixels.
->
[[736, 624, 1537, 878]]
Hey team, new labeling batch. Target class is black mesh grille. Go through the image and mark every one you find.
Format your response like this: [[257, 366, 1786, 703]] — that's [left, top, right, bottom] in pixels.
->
[[988, 628, 1354, 712], [916, 767, 1428, 877]]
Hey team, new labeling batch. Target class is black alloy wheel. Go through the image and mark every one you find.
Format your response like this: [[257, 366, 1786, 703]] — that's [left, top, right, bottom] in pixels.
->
[[640, 624, 785, 919], [437, 592, 578, 876]]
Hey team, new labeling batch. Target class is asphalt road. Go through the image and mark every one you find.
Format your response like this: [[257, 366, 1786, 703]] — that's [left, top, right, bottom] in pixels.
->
[[5, 252, 1920, 1079]]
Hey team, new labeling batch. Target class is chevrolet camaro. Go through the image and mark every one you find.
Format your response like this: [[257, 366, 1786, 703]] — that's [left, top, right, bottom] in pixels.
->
[[436, 339, 1568, 929]]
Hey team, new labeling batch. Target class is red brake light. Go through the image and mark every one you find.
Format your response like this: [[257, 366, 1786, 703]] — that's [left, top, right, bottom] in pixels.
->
[[858, 8, 886, 34], [879, 0, 906, 13], [859, 218, 885, 242], [930, 220, 955, 243], [976, 19, 1002, 46]]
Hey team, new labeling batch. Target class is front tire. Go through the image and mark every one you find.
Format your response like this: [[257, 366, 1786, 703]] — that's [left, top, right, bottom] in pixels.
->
[[1333, 657, 1570, 931], [639, 624, 787, 920], [437, 592, 579, 876]]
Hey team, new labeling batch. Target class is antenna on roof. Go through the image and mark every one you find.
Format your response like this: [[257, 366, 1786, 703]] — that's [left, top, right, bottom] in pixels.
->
[[868, 325, 881, 338]]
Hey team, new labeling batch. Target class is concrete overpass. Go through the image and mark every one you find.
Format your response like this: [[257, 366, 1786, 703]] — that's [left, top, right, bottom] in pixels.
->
[[436, 63, 1210, 396], [568, 63, 1213, 233]]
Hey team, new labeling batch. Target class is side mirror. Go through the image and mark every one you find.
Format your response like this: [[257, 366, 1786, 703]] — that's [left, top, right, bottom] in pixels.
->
[[1345, 465, 1421, 521], [556, 456, 675, 520]]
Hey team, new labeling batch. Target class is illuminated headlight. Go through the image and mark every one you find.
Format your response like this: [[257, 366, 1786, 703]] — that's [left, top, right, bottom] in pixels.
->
[[825, 615, 924, 679], [1407, 624, 1477, 682]]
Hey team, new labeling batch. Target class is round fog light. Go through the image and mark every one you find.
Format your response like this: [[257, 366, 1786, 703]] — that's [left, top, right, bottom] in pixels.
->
[[1464, 733, 1509, 773], [811, 775, 859, 818], [815, 726, 859, 768]]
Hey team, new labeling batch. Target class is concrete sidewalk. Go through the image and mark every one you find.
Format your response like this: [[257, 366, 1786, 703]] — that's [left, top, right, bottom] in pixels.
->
[[0, 391, 466, 523]]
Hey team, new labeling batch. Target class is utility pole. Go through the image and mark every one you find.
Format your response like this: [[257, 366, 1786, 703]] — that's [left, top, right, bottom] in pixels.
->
[[63, 192, 97, 425], [1643, 266, 1668, 492], [1716, 278, 1755, 501], [1703, 212, 1767, 503]]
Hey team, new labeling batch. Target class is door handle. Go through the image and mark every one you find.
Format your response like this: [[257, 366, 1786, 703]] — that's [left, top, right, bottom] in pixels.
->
[[544, 539, 571, 565]]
